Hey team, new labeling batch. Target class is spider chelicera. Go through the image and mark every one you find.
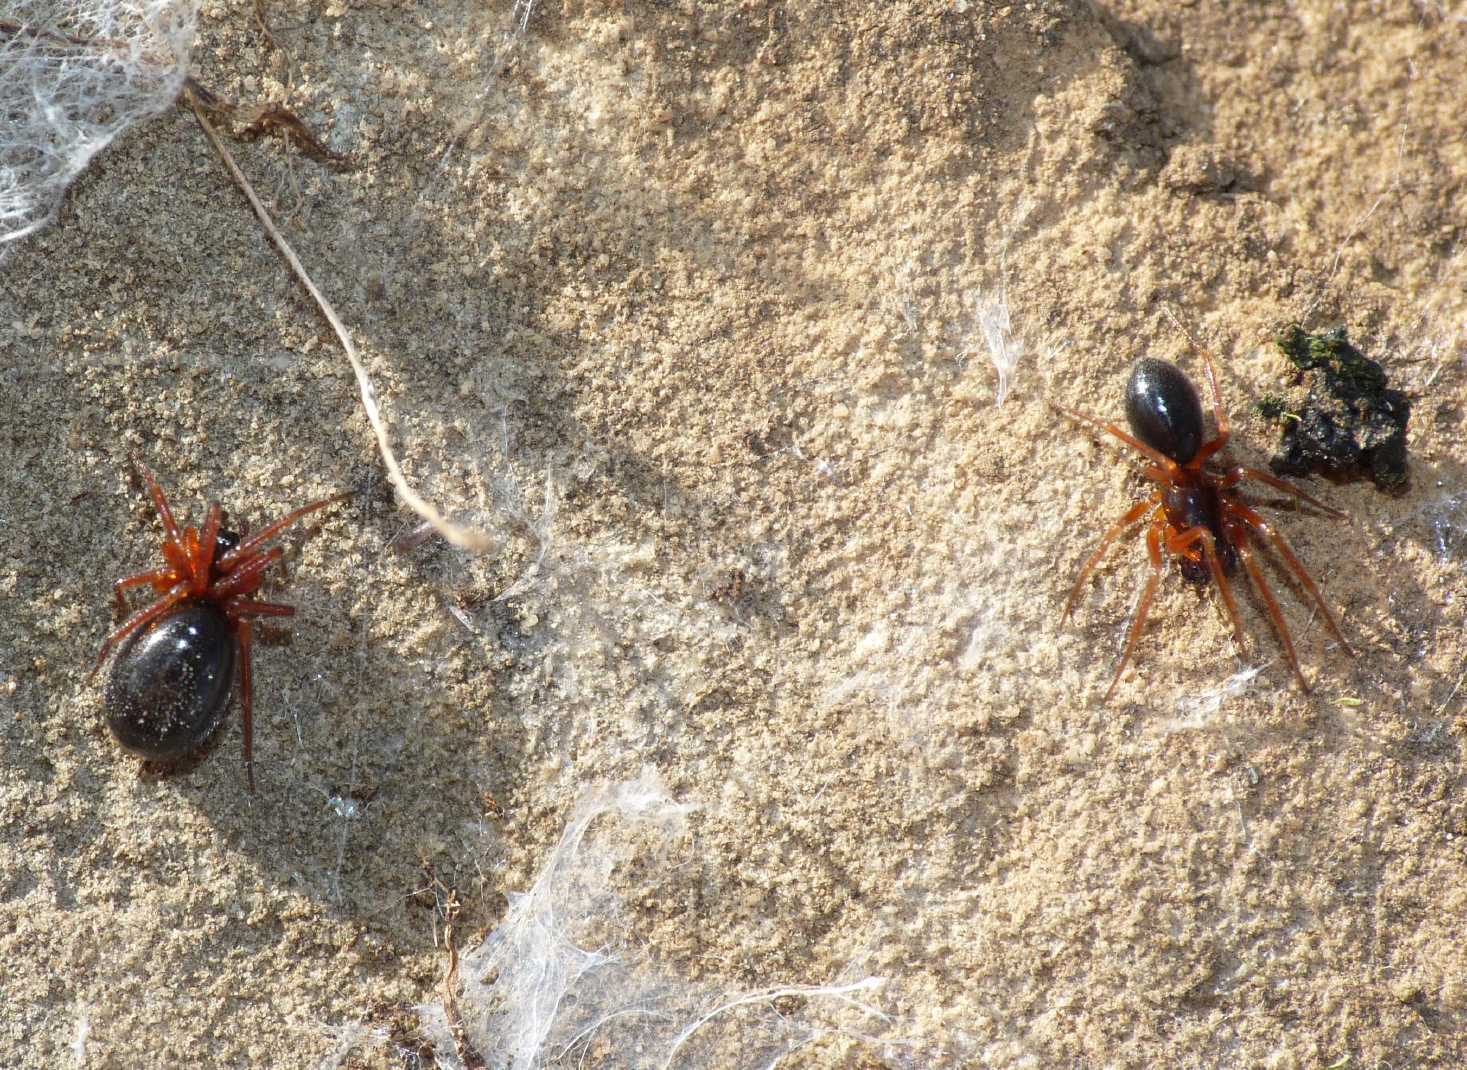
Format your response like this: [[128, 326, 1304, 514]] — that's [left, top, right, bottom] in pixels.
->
[[94, 463, 344, 789], [1055, 320, 1356, 701]]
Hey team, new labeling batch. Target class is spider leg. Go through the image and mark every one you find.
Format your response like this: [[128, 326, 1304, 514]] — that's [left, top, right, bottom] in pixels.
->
[[223, 599, 294, 791], [1166, 525, 1247, 652], [195, 502, 223, 593], [1063, 498, 1158, 622], [217, 493, 349, 573], [1219, 466, 1347, 519], [1230, 502, 1355, 655], [1230, 525, 1310, 691], [238, 618, 256, 793], [210, 547, 285, 602], [1104, 520, 1165, 703], [1166, 309, 1231, 464], [1050, 403, 1183, 482], [135, 463, 188, 557], [92, 581, 191, 674], [1205, 538, 1247, 654], [112, 568, 178, 617]]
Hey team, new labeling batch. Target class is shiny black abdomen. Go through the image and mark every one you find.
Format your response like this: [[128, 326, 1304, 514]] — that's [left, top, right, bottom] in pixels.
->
[[1126, 358, 1205, 465], [105, 601, 237, 760]]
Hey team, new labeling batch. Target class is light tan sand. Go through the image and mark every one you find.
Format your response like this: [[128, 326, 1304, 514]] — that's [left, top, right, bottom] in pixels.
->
[[2, 0, 1465, 1066]]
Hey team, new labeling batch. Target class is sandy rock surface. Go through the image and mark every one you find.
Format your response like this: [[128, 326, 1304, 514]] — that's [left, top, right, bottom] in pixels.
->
[[2, 0, 1465, 1066]]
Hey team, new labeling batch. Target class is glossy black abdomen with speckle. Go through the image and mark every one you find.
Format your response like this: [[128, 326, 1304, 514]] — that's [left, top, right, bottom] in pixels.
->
[[1126, 358, 1205, 464], [105, 602, 237, 760]]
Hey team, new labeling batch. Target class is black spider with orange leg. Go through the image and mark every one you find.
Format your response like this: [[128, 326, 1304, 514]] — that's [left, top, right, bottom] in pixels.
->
[[94, 463, 345, 789], [1055, 317, 1356, 702]]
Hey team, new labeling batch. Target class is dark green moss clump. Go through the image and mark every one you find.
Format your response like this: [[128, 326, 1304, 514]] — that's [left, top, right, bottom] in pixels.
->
[[1265, 325, 1410, 492], [1255, 393, 1291, 424]]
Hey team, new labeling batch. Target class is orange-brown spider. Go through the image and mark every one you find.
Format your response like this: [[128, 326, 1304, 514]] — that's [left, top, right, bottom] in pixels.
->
[[94, 464, 344, 789], [1056, 322, 1355, 701]]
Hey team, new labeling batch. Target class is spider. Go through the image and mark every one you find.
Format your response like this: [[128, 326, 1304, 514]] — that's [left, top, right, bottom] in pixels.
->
[[94, 463, 344, 789], [1055, 319, 1355, 701]]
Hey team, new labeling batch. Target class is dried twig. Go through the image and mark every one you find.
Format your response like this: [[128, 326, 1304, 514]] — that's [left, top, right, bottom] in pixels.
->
[[188, 93, 493, 553]]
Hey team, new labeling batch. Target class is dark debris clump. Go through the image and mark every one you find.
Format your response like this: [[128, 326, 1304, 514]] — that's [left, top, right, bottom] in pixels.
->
[[1264, 325, 1411, 493]]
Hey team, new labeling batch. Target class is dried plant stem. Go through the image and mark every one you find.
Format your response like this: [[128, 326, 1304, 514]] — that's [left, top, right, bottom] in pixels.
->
[[189, 94, 492, 552]]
